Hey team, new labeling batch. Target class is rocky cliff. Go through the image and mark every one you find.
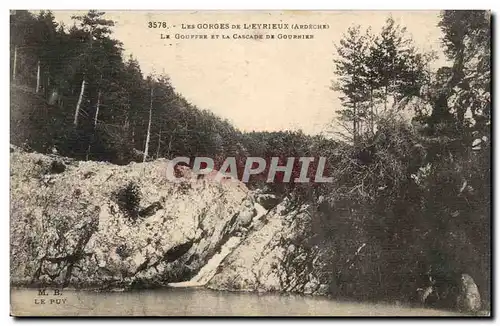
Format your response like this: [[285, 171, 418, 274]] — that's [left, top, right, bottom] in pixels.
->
[[207, 198, 329, 295], [11, 147, 324, 292], [10, 146, 258, 289]]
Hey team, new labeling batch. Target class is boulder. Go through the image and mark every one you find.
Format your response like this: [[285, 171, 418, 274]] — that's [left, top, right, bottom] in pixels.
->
[[456, 274, 482, 312]]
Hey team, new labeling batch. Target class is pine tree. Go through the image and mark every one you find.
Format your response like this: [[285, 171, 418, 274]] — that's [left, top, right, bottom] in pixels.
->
[[368, 17, 428, 113], [71, 10, 114, 127], [333, 18, 430, 141], [333, 26, 371, 144]]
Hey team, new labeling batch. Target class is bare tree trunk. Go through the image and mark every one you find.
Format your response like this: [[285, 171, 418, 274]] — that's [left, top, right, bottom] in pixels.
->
[[143, 86, 153, 162], [74, 78, 86, 126], [45, 65, 51, 98], [49, 89, 59, 105], [166, 131, 175, 159], [353, 102, 358, 145], [384, 85, 388, 112], [156, 127, 162, 159], [93, 75, 103, 126], [78, 28, 94, 128], [94, 90, 101, 127], [36, 60, 41, 93], [12, 45, 17, 82], [370, 87, 374, 134], [86, 89, 102, 161]]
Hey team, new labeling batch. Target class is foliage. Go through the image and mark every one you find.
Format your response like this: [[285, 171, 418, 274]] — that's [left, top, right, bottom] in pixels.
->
[[327, 10, 491, 308], [10, 10, 248, 167], [333, 17, 432, 143]]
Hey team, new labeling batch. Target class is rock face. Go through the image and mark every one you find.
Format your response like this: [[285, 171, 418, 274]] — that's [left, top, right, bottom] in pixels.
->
[[207, 199, 329, 295], [10, 148, 330, 293], [10, 148, 255, 289]]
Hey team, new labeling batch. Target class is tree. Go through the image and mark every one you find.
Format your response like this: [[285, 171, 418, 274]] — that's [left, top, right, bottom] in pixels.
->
[[10, 10, 39, 84], [333, 18, 430, 142], [333, 26, 371, 144], [436, 11, 490, 141], [143, 79, 154, 162], [408, 10, 492, 305], [368, 17, 430, 114], [71, 10, 114, 127], [32, 11, 58, 95]]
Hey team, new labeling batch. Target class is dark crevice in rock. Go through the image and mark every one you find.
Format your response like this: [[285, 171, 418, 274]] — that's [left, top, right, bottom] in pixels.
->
[[138, 202, 163, 218], [116, 244, 131, 259], [256, 194, 281, 210], [134, 257, 151, 275], [32, 216, 99, 288], [185, 253, 200, 266], [83, 171, 95, 179], [163, 240, 194, 263], [49, 160, 66, 174], [223, 212, 240, 234]]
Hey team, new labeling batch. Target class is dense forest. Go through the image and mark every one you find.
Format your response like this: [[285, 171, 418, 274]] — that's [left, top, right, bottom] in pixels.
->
[[10, 10, 491, 309]]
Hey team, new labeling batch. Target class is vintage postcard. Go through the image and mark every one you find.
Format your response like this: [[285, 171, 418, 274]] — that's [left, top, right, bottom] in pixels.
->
[[9, 10, 491, 317]]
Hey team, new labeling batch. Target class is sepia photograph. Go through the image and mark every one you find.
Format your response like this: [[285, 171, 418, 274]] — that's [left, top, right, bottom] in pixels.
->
[[9, 9, 491, 317]]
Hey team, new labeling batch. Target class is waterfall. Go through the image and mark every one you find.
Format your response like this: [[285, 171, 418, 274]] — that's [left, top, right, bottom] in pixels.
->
[[168, 236, 242, 288], [168, 203, 267, 288]]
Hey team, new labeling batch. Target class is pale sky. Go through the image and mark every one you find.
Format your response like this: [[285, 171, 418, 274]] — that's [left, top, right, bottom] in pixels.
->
[[49, 10, 446, 135]]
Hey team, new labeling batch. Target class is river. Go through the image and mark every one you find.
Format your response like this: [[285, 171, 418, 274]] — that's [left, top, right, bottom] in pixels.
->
[[10, 287, 463, 317]]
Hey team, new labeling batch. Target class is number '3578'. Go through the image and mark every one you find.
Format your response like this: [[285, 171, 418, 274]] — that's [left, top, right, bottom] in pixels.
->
[[148, 22, 168, 28]]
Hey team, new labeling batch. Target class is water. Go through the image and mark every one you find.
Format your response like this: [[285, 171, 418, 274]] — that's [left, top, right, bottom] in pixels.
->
[[11, 287, 462, 316], [169, 236, 243, 288]]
